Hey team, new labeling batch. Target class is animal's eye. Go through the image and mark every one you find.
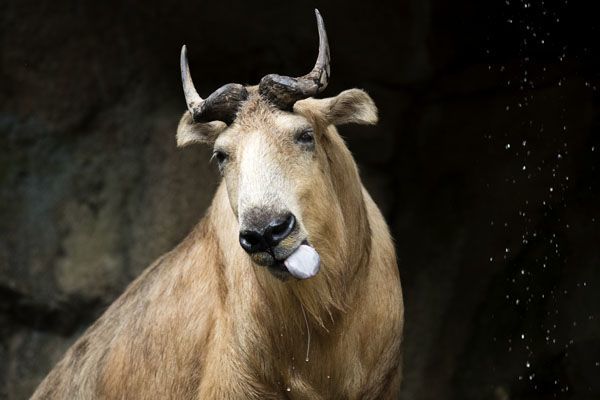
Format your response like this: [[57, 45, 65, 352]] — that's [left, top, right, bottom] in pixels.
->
[[296, 129, 315, 145], [212, 150, 229, 167]]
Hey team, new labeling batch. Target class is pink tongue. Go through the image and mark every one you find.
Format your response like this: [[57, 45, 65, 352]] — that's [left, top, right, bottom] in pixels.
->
[[284, 244, 320, 279]]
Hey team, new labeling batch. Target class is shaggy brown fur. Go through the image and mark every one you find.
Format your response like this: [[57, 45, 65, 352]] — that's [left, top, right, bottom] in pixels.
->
[[32, 91, 404, 399]]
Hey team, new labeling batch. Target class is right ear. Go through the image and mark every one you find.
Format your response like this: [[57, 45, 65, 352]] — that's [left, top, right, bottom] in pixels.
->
[[176, 112, 227, 147], [293, 89, 378, 127]]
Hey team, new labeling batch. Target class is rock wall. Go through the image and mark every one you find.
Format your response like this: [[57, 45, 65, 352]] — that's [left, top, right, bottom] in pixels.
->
[[1, 0, 598, 398]]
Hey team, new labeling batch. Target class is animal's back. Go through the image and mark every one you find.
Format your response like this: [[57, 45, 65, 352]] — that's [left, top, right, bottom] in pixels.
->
[[31, 219, 221, 400]]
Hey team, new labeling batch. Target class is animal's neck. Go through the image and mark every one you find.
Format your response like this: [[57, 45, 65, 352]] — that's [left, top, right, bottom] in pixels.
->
[[323, 126, 372, 284]]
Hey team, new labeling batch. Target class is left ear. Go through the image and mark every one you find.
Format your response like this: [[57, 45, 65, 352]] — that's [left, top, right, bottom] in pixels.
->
[[176, 111, 227, 147], [293, 89, 378, 126]]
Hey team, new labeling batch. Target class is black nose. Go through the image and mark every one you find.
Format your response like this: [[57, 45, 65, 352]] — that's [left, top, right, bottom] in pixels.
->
[[239, 213, 296, 254]]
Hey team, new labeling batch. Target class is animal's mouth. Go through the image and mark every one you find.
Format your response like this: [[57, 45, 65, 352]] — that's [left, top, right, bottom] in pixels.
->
[[260, 240, 321, 281], [268, 260, 293, 280]]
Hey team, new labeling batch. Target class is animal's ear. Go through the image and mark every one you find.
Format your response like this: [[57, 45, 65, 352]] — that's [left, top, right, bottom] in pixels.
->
[[176, 111, 227, 147], [293, 89, 378, 126]]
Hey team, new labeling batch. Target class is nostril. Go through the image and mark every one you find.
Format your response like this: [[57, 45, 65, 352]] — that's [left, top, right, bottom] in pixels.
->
[[270, 219, 288, 237], [265, 213, 296, 246], [239, 230, 267, 254]]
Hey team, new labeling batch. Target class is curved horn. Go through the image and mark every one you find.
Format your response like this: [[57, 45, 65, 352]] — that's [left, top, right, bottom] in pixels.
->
[[180, 45, 248, 124], [258, 9, 331, 110], [181, 45, 204, 114]]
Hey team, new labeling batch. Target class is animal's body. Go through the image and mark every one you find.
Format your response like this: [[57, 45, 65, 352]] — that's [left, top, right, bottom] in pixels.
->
[[32, 10, 403, 400]]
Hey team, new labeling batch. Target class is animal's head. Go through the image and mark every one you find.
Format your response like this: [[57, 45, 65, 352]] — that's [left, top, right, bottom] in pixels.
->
[[177, 10, 377, 281]]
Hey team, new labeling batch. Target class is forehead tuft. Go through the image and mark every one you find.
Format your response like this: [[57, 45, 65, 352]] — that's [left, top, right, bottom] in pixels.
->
[[220, 93, 310, 141], [233, 94, 279, 129]]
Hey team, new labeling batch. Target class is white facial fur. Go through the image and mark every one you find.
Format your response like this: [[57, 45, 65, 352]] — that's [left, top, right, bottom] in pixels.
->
[[214, 113, 313, 234]]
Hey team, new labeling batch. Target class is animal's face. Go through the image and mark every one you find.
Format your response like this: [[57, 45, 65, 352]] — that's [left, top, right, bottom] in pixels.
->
[[177, 90, 378, 280], [215, 100, 332, 279], [175, 9, 377, 280]]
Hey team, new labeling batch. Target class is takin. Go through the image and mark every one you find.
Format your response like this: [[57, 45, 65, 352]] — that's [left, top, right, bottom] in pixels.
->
[[32, 10, 404, 400]]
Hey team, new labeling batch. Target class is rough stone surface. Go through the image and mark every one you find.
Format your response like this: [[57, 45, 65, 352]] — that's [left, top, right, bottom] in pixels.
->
[[0, 0, 598, 399]]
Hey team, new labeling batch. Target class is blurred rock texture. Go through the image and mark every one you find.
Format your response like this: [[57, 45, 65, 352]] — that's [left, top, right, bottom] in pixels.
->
[[0, 0, 598, 399]]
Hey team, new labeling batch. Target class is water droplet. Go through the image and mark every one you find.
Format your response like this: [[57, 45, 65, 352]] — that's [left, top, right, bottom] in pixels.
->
[[286, 387, 291, 392]]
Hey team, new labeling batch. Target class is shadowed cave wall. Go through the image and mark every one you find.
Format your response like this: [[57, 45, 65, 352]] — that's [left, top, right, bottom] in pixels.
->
[[1, 0, 599, 399]]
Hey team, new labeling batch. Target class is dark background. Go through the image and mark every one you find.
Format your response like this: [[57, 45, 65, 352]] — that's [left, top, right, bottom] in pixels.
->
[[1, 0, 599, 399]]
